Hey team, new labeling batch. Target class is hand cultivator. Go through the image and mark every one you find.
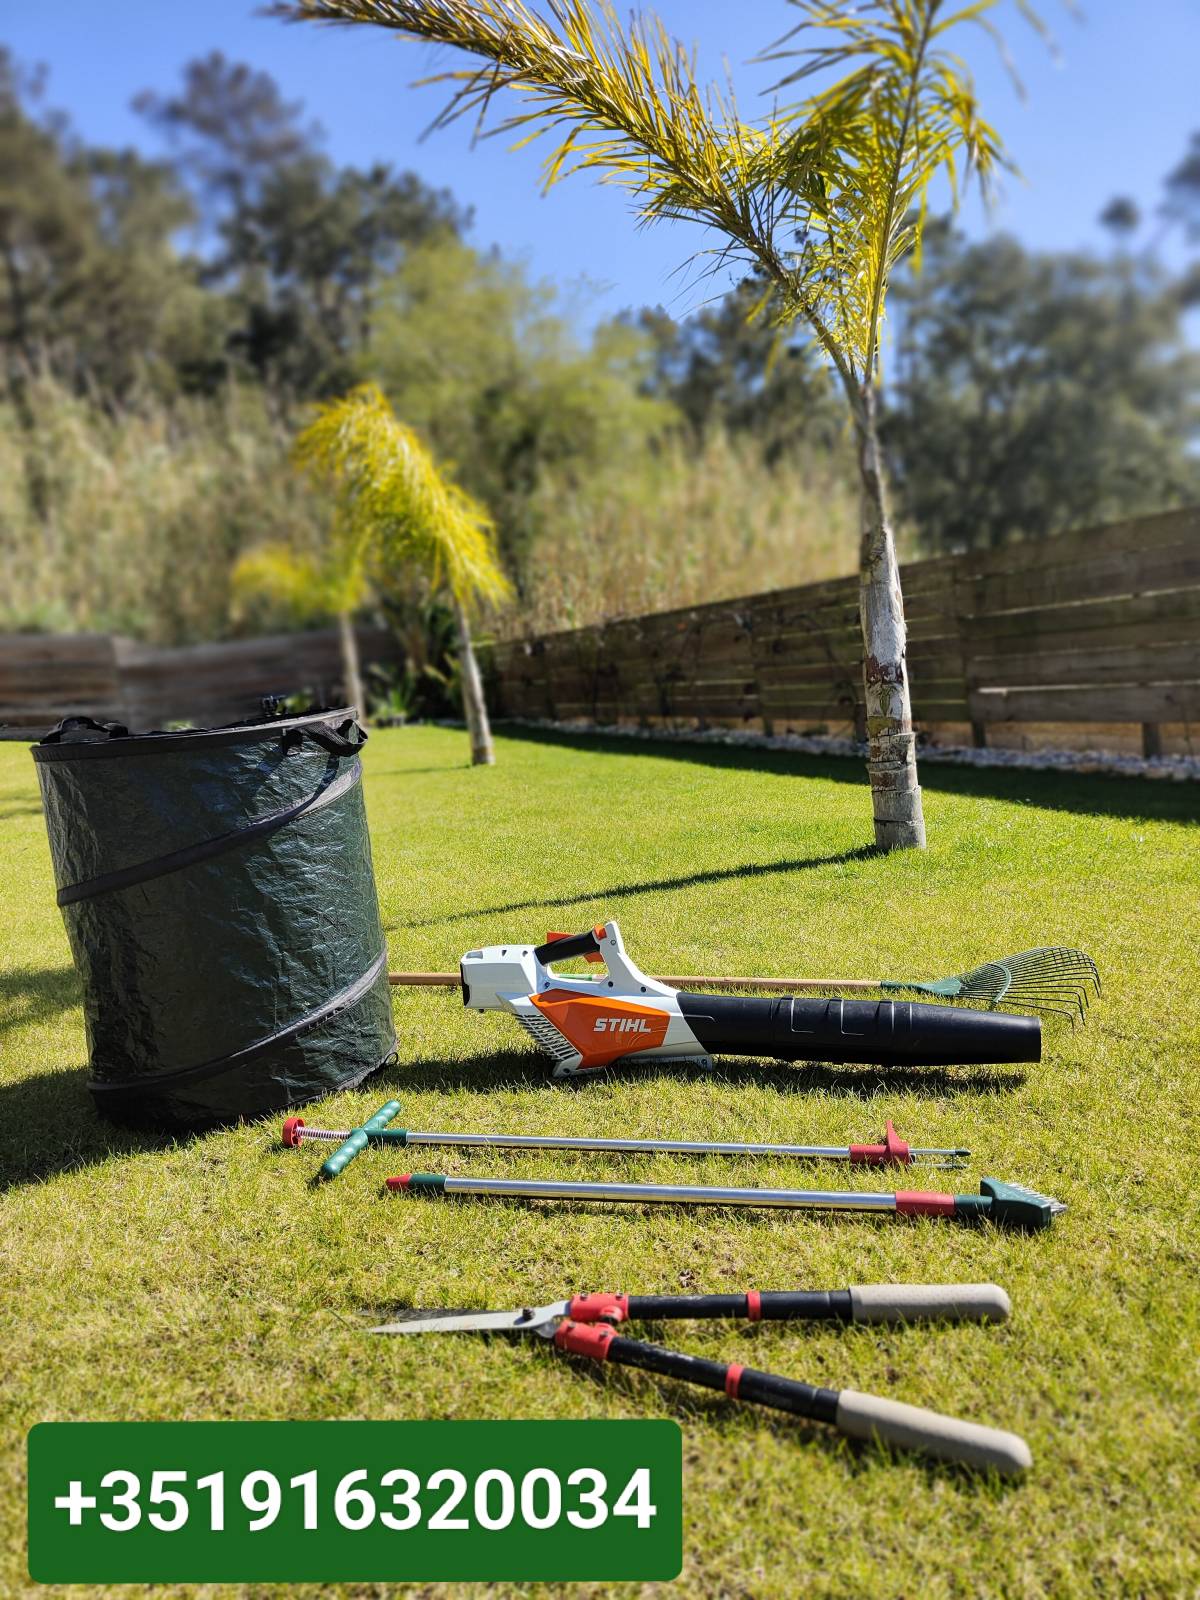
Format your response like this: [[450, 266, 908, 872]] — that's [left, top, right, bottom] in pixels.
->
[[384, 1170, 1066, 1232], [283, 1103, 970, 1175], [457, 921, 1044, 1078], [369, 1286, 1030, 1475], [391, 935, 1099, 1023]]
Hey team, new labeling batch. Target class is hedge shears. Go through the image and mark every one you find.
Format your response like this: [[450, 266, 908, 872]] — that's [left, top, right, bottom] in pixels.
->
[[370, 1284, 1030, 1476]]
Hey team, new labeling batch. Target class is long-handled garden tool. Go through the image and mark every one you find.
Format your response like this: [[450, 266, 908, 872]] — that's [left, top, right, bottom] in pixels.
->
[[455, 921, 1044, 1078], [368, 1287, 1030, 1475], [384, 1171, 1066, 1232], [284, 1103, 970, 1175], [391, 939, 1098, 1023]]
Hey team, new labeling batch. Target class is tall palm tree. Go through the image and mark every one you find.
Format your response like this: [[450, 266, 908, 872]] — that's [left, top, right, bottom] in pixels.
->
[[274, 0, 1044, 847], [235, 382, 511, 763]]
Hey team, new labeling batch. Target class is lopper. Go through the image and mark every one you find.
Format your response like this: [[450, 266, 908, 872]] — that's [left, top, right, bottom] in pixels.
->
[[369, 1285, 1030, 1475], [457, 921, 1043, 1079], [385, 1170, 1066, 1231], [283, 1103, 970, 1175]]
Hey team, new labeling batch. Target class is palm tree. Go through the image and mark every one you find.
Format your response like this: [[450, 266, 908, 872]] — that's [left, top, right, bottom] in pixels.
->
[[234, 382, 511, 763], [274, 0, 1043, 847]]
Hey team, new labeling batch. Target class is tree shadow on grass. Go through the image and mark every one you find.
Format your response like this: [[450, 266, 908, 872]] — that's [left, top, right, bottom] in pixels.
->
[[0, 800, 44, 822], [381, 1048, 1025, 1100], [387, 843, 880, 932], [500, 723, 1200, 826]]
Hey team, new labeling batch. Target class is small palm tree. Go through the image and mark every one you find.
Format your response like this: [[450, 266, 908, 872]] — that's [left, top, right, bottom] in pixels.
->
[[234, 382, 511, 763], [275, 0, 1045, 846]]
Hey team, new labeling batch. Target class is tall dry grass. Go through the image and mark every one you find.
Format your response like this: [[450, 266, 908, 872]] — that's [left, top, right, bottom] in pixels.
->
[[1, 378, 858, 647], [510, 428, 860, 636], [0, 376, 327, 645]]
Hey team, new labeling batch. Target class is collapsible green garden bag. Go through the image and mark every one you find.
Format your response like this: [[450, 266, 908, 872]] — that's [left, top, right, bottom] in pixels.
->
[[33, 708, 395, 1130]]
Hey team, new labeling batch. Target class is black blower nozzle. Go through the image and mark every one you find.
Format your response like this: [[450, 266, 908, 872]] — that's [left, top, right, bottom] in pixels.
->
[[676, 994, 1040, 1067]]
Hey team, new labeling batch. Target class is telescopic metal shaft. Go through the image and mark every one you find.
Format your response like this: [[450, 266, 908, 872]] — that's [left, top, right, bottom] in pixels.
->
[[385, 1172, 1064, 1230], [391, 1173, 910, 1211], [284, 1120, 969, 1167]]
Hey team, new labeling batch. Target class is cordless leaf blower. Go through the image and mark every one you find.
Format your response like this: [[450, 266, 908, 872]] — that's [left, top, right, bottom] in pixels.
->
[[460, 922, 1041, 1079]]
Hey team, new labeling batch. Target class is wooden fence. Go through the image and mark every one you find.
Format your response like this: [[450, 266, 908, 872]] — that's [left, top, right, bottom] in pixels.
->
[[2, 507, 1197, 749], [0, 625, 402, 738], [487, 507, 1200, 753]]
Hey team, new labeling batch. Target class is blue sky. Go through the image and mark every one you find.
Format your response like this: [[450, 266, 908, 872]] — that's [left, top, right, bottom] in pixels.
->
[[3, 0, 1196, 323]]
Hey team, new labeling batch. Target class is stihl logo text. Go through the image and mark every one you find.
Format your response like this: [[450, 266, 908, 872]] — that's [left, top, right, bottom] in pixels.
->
[[593, 1017, 653, 1034]]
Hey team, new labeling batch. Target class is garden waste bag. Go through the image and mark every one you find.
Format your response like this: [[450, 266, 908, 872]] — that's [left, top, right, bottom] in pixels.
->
[[32, 709, 395, 1130]]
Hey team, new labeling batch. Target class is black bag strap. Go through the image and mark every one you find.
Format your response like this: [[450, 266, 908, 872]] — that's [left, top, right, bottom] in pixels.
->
[[56, 756, 362, 907]]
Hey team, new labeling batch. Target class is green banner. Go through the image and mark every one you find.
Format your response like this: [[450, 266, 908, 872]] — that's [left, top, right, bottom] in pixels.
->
[[28, 1420, 682, 1583]]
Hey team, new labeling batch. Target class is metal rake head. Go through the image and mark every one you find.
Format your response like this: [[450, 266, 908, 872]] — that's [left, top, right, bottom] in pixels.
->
[[953, 947, 1100, 1024]]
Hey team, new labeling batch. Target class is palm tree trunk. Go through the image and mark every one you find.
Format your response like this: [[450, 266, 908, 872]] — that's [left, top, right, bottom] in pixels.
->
[[337, 608, 366, 722], [452, 596, 496, 766], [854, 385, 926, 851]]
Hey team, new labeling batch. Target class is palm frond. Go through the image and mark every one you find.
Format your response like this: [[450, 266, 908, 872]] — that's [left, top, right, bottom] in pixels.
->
[[230, 543, 347, 622], [292, 382, 512, 609], [273, 0, 1045, 393], [758, 0, 1016, 375]]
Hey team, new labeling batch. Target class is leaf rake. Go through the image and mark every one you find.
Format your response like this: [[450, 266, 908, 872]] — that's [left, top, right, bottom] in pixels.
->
[[389, 945, 1101, 1023], [881, 947, 1101, 1024]]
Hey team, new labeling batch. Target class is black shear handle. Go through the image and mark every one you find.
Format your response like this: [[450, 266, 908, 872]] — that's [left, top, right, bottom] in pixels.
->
[[554, 1322, 838, 1422], [553, 1324, 1036, 1472], [550, 1322, 1031, 1475], [624, 1291, 851, 1323]]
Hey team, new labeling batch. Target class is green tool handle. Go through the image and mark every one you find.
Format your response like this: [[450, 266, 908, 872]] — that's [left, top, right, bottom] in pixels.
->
[[320, 1100, 402, 1180]]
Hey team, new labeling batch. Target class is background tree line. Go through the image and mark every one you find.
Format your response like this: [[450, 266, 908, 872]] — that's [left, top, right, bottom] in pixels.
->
[[2, 46, 1197, 686]]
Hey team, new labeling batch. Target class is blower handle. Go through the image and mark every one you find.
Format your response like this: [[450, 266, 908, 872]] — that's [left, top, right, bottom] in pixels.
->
[[534, 927, 607, 965]]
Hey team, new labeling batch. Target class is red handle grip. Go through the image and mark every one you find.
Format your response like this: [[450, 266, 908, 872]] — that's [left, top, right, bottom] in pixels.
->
[[566, 1293, 630, 1324], [554, 1321, 617, 1360], [849, 1120, 911, 1165]]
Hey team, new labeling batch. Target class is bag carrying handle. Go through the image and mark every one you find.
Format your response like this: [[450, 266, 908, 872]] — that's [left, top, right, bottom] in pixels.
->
[[41, 716, 130, 744], [282, 718, 369, 758]]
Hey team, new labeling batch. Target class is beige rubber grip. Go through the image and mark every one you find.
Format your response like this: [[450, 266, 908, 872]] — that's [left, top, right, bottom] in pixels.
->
[[836, 1389, 1032, 1475], [849, 1283, 1011, 1325]]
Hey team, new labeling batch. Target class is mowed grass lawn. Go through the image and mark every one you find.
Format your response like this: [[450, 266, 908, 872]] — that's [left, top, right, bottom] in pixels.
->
[[2, 724, 1198, 1599]]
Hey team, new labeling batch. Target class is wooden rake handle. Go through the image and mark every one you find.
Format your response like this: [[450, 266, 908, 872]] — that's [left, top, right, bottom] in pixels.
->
[[388, 972, 880, 992]]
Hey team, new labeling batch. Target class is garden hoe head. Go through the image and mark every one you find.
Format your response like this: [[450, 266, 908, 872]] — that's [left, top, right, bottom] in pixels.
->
[[459, 922, 1042, 1079]]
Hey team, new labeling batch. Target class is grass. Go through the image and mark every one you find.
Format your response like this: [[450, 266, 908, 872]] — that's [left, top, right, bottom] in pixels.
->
[[1, 724, 1198, 1599]]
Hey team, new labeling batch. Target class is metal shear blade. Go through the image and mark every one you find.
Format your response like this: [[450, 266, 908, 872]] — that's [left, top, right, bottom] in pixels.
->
[[369, 1301, 570, 1336]]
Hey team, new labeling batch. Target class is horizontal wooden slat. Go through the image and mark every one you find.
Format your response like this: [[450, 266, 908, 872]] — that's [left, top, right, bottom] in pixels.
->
[[969, 641, 1200, 689], [970, 682, 1200, 723], [960, 545, 1200, 616], [964, 589, 1200, 654]]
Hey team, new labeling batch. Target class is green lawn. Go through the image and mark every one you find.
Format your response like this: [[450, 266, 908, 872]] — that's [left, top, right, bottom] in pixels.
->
[[2, 725, 1198, 1599]]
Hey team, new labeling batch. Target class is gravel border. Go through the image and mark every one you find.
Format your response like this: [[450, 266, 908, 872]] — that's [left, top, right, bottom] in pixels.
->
[[498, 716, 1200, 783]]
